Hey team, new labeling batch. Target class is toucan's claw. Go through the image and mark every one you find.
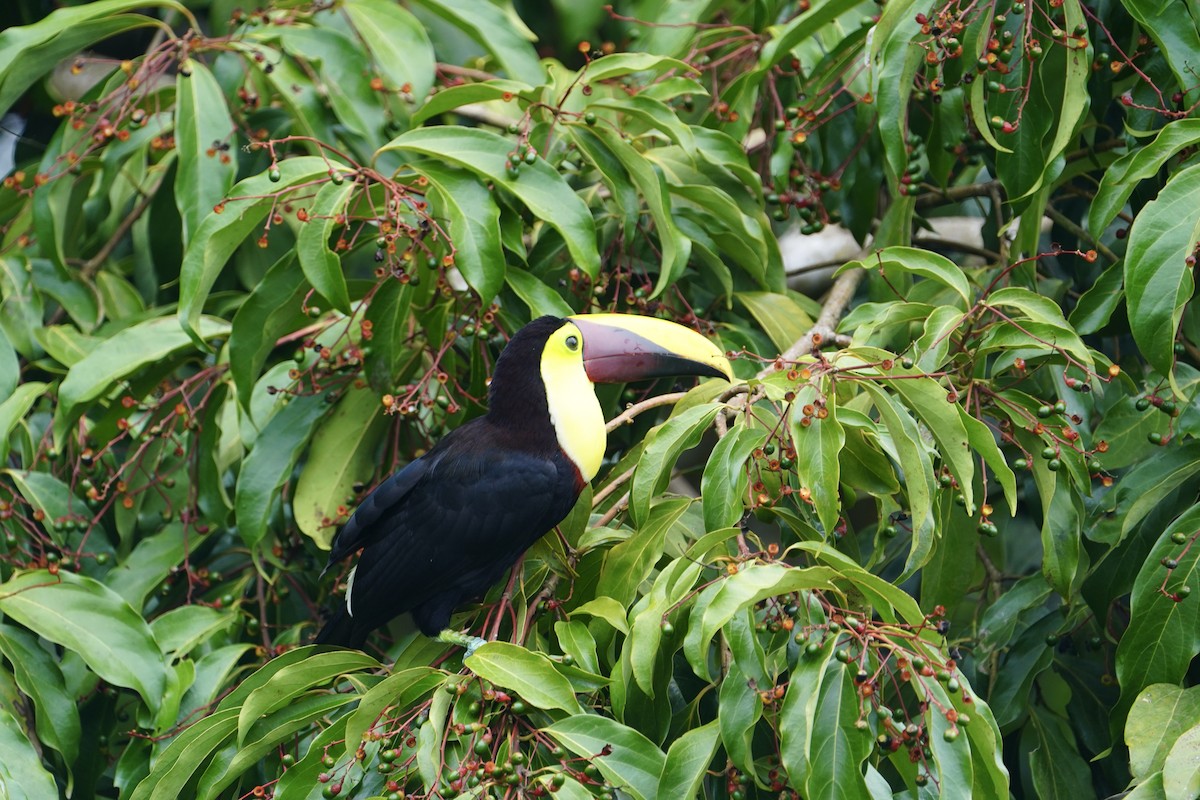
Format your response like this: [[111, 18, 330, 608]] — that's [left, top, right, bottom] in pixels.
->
[[437, 629, 488, 657]]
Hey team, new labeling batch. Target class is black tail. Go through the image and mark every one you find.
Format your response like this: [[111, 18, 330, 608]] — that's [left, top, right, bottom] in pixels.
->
[[313, 606, 370, 649]]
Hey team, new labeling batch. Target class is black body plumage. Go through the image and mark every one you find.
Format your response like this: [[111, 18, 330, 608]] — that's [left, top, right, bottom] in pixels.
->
[[315, 317, 579, 648]]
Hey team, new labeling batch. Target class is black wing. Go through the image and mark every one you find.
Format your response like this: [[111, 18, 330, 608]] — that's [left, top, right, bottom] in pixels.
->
[[320, 420, 579, 642]]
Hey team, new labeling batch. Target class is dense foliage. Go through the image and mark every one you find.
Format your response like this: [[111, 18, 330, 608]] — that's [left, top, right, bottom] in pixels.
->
[[1, 0, 1199, 797]]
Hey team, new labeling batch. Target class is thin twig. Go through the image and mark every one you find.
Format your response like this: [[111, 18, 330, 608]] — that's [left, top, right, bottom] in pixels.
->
[[596, 492, 630, 527], [1045, 204, 1120, 263], [592, 466, 635, 507], [605, 392, 688, 433]]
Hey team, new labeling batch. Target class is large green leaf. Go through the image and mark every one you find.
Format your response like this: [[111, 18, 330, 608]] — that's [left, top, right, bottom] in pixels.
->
[[178, 157, 335, 343], [0, 0, 184, 116], [410, 0, 543, 85], [0, 706, 58, 800], [1125, 163, 1200, 378], [1089, 119, 1200, 235], [379, 126, 600, 278], [701, 423, 764, 531], [629, 403, 720, 525], [658, 719, 719, 798], [234, 392, 331, 546], [293, 383, 386, 548], [1114, 504, 1200, 731], [295, 179, 354, 313], [466, 642, 583, 715], [790, 380, 845, 534], [174, 60, 235, 245], [546, 715, 666, 800], [1126, 684, 1200, 782], [0, 623, 81, 766], [414, 161, 505, 304], [341, 0, 435, 100], [0, 570, 167, 706], [56, 315, 230, 429]]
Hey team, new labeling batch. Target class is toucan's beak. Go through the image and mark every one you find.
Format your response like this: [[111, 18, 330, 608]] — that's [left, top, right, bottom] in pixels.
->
[[569, 313, 733, 384]]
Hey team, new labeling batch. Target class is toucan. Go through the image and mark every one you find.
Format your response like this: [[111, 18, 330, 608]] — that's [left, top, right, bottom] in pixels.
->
[[315, 313, 732, 653]]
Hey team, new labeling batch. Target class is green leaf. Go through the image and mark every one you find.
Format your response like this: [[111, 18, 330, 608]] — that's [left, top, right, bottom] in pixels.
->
[[414, 161, 505, 304], [0, 0, 183, 117], [234, 393, 331, 546], [104, 525, 187, 609], [701, 423, 764, 531], [1069, 260, 1124, 335], [581, 52, 696, 84], [411, 0, 543, 85], [805, 660, 872, 798], [174, 61, 235, 245], [849, 247, 972, 309], [506, 267, 574, 317], [658, 720, 719, 799], [0, 623, 81, 766], [236, 649, 380, 744], [343, 667, 444, 755], [737, 292, 814, 352], [629, 403, 721, 525], [293, 384, 386, 548], [1126, 684, 1200, 781], [1163, 723, 1200, 800], [150, 606, 233, 656], [719, 659, 763, 776], [1119, 0, 1200, 107], [34, 325, 96, 367], [1089, 119, 1200, 235], [341, 0, 435, 100], [1029, 708, 1092, 799], [1041, 478, 1082, 598], [856, 381, 935, 575], [466, 642, 583, 714], [57, 315, 230, 428], [412, 79, 536, 125], [0, 570, 167, 706], [3, 470, 75, 544], [0, 382, 47, 464], [570, 597, 630, 635], [626, 557, 704, 696], [958, 407, 1018, 516], [178, 157, 333, 344], [571, 124, 689, 296], [0, 706, 58, 800], [295, 179, 354, 313], [200, 694, 358, 800], [596, 497, 689, 607], [228, 252, 308, 410], [790, 380, 845, 534], [1114, 441, 1200, 541], [0, 328, 15, 399], [780, 637, 837, 788], [1115, 503, 1200, 731], [127, 708, 238, 800], [1125, 162, 1200, 377], [546, 715, 666, 800], [684, 563, 839, 679], [380, 126, 600, 279]]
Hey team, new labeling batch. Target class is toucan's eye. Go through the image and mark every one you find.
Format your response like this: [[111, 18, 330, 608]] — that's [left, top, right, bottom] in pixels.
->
[[565, 335, 579, 350]]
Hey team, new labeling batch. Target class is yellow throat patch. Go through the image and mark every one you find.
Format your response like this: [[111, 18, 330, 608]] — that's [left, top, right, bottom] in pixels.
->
[[539, 321, 605, 482]]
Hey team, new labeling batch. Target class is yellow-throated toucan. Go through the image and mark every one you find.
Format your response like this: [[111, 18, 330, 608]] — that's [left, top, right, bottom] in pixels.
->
[[315, 313, 731, 652]]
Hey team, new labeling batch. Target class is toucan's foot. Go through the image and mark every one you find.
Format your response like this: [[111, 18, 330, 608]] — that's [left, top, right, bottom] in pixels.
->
[[437, 629, 488, 657]]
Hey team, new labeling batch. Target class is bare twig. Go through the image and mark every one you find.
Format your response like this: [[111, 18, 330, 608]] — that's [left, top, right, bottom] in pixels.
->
[[606, 392, 688, 432], [592, 465, 635, 507], [77, 178, 163, 278]]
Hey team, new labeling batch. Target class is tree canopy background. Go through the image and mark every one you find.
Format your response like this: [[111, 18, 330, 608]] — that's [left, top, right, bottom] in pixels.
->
[[1, 0, 1199, 798]]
